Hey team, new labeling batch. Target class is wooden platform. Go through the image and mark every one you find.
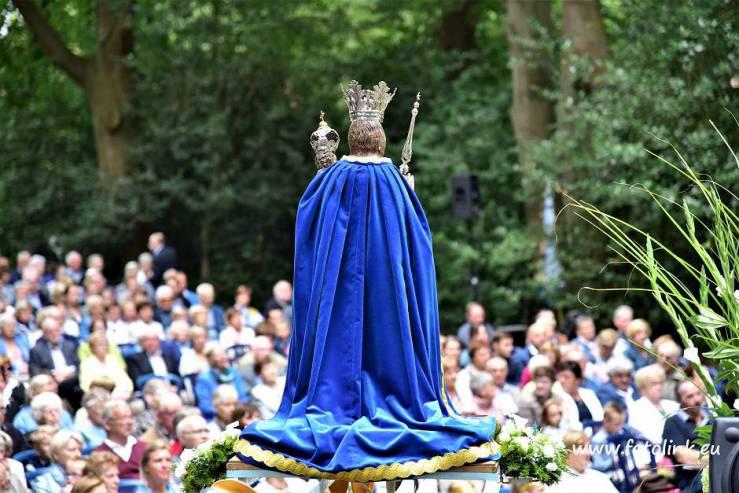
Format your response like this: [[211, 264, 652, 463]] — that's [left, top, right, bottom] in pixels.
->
[[227, 458, 500, 492]]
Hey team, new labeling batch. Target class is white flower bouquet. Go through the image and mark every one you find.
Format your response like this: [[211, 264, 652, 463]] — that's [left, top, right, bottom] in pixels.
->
[[496, 415, 568, 485], [176, 422, 241, 493]]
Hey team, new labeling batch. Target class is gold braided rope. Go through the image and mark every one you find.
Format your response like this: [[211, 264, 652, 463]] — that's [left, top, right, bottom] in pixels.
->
[[233, 438, 499, 482]]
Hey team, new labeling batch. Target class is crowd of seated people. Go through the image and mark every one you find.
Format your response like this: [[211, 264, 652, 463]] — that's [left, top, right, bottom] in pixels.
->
[[444, 302, 721, 493], [0, 240, 725, 492], [0, 238, 300, 492]]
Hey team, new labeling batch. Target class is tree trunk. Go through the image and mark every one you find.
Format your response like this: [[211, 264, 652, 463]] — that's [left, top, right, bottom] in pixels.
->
[[556, 0, 609, 286], [87, 0, 134, 183], [438, 0, 480, 79], [559, 0, 609, 129], [505, 0, 555, 243], [200, 217, 212, 280], [15, 0, 134, 186], [557, 0, 608, 205]]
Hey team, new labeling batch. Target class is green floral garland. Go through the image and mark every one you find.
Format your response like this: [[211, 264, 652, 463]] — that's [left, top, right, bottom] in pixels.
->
[[496, 416, 569, 485], [176, 424, 240, 493]]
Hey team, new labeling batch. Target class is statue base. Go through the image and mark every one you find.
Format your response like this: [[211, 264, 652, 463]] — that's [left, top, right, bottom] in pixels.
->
[[226, 458, 500, 492]]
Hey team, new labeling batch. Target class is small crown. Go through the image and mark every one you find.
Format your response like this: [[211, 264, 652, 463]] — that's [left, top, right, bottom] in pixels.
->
[[342, 80, 397, 123]]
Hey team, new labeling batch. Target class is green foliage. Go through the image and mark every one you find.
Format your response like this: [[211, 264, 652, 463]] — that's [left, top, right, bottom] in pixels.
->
[[180, 435, 237, 493], [1, 0, 737, 332], [539, 0, 739, 328], [568, 125, 739, 424]]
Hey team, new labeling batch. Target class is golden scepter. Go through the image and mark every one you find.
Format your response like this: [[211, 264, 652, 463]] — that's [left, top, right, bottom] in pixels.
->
[[400, 92, 420, 190]]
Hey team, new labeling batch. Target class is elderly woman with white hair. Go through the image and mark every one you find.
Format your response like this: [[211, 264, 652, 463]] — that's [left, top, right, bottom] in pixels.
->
[[195, 283, 224, 340], [13, 379, 75, 434], [30, 430, 83, 493], [627, 364, 680, 446]]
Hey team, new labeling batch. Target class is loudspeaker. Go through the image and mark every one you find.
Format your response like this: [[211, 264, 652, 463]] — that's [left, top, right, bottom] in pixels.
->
[[451, 175, 480, 220], [709, 417, 739, 492]]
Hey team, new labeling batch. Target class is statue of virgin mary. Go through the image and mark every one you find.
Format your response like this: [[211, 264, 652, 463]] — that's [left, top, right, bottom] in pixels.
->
[[235, 81, 499, 481]]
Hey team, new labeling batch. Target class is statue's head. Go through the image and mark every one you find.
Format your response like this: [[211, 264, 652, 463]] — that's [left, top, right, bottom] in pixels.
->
[[342, 80, 396, 157]]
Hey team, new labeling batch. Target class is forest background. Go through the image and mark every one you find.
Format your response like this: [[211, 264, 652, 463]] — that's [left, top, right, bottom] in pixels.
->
[[0, 0, 737, 334]]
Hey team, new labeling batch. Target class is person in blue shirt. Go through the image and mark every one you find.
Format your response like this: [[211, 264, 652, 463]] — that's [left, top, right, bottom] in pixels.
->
[[74, 389, 109, 449], [195, 345, 247, 419], [13, 383, 74, 435], [0, 313, 30, 377]]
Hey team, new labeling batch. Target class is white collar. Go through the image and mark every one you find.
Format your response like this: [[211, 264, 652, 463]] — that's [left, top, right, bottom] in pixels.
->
[[104, 436, 137, 458], [341, 155, 392, 163]]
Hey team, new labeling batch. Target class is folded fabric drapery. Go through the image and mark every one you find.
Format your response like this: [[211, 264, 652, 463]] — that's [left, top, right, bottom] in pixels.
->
[[237, 157, 498, 481]]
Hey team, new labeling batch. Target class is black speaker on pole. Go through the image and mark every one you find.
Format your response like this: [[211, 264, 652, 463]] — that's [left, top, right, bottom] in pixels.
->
[[451, 175, 480, 220], [710, 418, 739, 492]]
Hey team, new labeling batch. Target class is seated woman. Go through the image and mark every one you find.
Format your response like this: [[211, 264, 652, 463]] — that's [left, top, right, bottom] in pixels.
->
[[623, 319, 653, 371], [13, 389, 74, 435], [555, 361, 604, 432], [250, 360, 285, 420], [135, 440, 178, 493], [178, 326, 210, 377], [0, 313, 30, 379], [30, 430, 83, 493], [83, 451, 120, 493], [628, 364, 680, 446], [79, 333, 133, 398], [0, 430, 28, 491], [70, 475, 107, 493], [77, 320, 126, 370]]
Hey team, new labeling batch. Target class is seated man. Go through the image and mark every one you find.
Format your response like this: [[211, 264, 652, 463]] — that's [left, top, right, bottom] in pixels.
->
[[195, 344, 247, 420], [238, 336, 286, 393], [28, 315, 81, 408], [509, 322, 550, 385], [662, 380, 710, 490], [596, 356, 638, 410], [95, 400, 147, 480], [74, 388, 110, 449], [548, 431, 618, 493], [139, 392, 182, 445], [125, 326, 179, 389], [176, 414, 210, 452]]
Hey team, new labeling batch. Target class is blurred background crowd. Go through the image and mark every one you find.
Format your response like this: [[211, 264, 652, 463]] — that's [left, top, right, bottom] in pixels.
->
[[0, 233, 725, 492]]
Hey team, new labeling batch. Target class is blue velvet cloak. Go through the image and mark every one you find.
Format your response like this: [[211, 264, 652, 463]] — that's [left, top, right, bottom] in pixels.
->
[[236, 157, 498, 480]]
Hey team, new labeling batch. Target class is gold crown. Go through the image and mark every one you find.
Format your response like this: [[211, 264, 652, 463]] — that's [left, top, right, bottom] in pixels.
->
[[342, 80, 397, 123]]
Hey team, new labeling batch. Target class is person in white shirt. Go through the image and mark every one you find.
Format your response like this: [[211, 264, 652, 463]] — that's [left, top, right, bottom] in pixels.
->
[[130, 302, 165, 341], [97, 399, 147, 480], [454, 343, 491, 411], [547, 431, 619, 493], [219, 308, 255, 351], [628, 364, 680, 446], [556, 361, 604, 428], [179, 326, 211, 376], [79, 332, 133, 398], [485, 357, 519, 416], [251, 360, 286, 419]]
